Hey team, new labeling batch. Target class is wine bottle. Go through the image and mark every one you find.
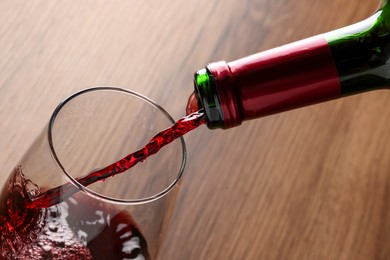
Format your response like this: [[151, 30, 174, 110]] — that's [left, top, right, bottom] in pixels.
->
[[187, 1, 390, 129]]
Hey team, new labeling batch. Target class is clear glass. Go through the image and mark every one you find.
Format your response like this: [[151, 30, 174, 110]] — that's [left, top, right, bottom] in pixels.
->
[[0, 87, 186, 259]]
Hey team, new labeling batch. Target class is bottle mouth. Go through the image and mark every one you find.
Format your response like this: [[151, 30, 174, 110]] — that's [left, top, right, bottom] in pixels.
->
[[193, 69, 225, 129]]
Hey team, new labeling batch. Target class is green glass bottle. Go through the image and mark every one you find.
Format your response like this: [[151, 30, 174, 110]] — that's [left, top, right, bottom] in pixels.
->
[[187, 1, 390, 129]]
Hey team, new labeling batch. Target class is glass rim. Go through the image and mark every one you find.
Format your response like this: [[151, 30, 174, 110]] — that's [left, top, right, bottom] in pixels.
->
[[47, 86, 187, 205]]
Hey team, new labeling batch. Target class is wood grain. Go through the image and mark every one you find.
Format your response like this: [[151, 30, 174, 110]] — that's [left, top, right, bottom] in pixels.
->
[[1, 0, 389, 259]]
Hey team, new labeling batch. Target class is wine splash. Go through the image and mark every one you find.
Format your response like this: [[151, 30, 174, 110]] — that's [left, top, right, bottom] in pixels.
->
[[0, 167, 150, 259], [27, 110, 206, 209]]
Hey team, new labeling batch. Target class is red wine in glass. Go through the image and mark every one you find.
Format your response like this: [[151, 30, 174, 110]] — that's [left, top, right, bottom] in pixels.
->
[[0, 167, 150, 259], [0, 110, 205, 259]]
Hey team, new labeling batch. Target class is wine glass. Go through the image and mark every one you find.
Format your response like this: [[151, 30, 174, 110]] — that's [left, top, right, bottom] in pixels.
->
[[0, 87, 186, 259]]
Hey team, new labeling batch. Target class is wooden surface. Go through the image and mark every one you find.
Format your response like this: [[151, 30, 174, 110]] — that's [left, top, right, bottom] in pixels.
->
[[1, 0, 389, 259]]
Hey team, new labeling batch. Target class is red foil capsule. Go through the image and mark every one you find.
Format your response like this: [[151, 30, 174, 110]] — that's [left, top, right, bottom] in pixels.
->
[[207, 36, 341, 129]]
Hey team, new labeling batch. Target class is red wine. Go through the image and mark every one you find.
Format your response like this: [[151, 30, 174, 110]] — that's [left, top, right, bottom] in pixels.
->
[[0, 167, 150, 259], [29, 109, 206, 208]]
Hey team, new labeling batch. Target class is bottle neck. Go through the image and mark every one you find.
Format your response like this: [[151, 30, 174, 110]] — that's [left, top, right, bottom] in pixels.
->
[[193, 6, 390, 129]]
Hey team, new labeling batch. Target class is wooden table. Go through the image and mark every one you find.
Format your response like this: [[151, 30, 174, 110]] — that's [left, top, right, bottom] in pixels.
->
[[1, 1, 389, 259]]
